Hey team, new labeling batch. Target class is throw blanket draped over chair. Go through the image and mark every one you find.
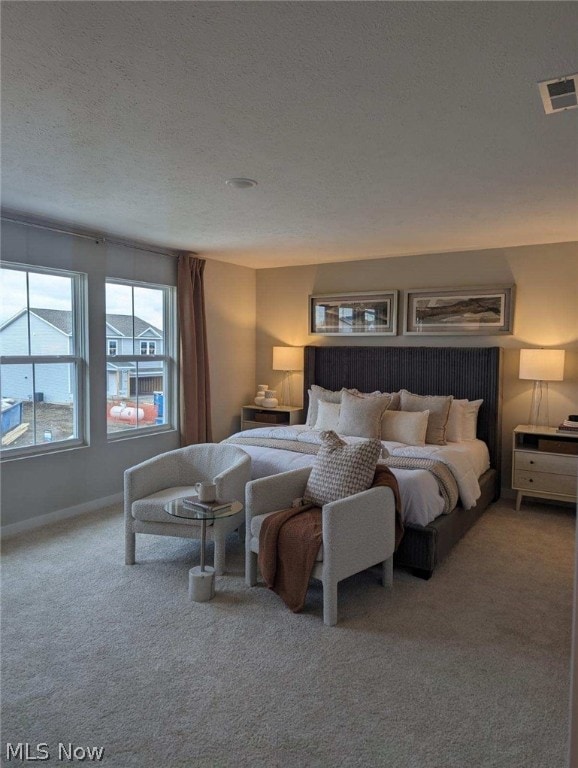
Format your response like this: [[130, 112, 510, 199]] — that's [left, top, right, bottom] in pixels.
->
[[258, 465, 402, 612]]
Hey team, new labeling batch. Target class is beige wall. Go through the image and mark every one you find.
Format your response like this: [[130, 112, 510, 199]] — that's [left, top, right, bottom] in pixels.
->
[[256, 241, 578, 494], [205, 258, 256, 440]]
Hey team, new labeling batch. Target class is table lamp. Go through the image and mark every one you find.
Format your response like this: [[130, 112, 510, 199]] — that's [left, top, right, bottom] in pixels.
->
[[519, 348, 565, 427], [272, 346, 303, 406]]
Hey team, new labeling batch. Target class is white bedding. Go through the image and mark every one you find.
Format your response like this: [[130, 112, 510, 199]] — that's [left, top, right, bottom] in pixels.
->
[[226, 426, 490, 528]]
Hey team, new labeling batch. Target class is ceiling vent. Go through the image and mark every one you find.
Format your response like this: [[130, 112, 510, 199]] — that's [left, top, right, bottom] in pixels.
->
[[538, 74, 578, 114]]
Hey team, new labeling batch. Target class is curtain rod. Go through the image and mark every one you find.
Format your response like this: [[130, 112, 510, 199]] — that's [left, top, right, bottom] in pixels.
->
[[1, 213, 185, 259]]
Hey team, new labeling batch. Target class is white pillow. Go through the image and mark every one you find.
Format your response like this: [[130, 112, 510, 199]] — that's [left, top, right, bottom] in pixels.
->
[[445, 399, 467, 442], [381, 410, 429, 445], [313, 400, 341, 431], [462, 399, 483, 441], [306, 385, 358, 427]]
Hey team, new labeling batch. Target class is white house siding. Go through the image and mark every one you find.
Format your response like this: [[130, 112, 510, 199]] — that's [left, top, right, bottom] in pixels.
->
[[1, 312, 69, 355], [1, 362, 72, 404], [0, 313, 73, 403], [117, 335, 163, 355]]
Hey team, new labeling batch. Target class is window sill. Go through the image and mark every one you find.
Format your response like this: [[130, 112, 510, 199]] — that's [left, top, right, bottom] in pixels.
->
[[106, 425, 178, 443]]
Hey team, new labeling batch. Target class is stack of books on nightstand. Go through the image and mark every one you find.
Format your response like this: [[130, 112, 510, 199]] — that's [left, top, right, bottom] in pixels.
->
[[556, 419, 578, 434], [182, 496, 233, 513]]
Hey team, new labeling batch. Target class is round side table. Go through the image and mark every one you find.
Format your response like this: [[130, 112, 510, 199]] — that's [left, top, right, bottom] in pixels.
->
[[164, 498, 243, 602]]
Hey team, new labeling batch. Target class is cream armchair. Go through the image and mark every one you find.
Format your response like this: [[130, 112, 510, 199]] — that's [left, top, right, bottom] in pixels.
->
[[245, 467, 395, 626], [125, 444, 251, 574]]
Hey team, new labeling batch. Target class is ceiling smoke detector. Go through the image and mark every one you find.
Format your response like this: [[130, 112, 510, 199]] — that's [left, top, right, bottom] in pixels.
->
[[225, 178, 258, 189], [538, 74, 578, 114]]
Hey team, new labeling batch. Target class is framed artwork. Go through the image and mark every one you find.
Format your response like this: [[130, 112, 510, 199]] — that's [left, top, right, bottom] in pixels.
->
[[403, 285, 515, 335], [309, 291, 398, 336]]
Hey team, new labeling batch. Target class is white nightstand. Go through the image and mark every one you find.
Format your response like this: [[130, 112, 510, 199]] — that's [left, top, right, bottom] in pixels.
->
[[512, 425, 578, 510], [241, 405, 305, 431]]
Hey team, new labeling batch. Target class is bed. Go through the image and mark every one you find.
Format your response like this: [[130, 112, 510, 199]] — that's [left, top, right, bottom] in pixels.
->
[[228, 346, 503, 579]]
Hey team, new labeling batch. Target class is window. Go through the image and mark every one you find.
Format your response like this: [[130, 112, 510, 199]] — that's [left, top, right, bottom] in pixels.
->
[[107, 340, 118, 356], [105, 280, 175, 437], [0, 264, 86, 456], [140, 341, 156, 356]]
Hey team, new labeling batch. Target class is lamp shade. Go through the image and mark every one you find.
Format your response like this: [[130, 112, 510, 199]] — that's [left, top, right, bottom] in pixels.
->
[[519, 349, 565, 381], [272, 346, 303, 371]]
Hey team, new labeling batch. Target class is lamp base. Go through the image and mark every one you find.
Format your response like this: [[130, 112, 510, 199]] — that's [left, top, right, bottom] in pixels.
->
[[279, 371, 293, 407], [528, 380, 550, 427]]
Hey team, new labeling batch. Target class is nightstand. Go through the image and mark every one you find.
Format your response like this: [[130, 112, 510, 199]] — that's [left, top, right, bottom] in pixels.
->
[[241, 405, 305, 431], [512, 425, 578, 510]]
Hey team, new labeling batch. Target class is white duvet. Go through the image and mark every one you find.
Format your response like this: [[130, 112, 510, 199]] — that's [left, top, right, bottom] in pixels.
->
[[226, 426, 490, 527]]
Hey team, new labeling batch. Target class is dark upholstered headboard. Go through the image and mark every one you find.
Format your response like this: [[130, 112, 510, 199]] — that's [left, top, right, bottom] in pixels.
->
[[303, 345, 503, 475]]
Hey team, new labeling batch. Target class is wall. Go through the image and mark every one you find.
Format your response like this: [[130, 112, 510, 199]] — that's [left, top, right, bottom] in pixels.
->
[[204, 257, 256, 440], [0, 221, 256, 528], [256, 241, 578, 495]]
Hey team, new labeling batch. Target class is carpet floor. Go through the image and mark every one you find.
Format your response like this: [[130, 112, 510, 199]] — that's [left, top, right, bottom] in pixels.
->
[[1, 499, 574, 768]]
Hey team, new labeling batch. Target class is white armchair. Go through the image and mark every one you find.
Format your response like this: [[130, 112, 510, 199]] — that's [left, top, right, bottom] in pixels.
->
[[125, 444, 251, 574], [245, 467, 396, 626]]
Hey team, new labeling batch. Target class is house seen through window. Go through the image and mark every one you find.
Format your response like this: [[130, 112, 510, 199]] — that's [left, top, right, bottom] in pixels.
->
[[140, 341, 156, 356], [105, 280, 175, 436], [0, 263, 86, 455]]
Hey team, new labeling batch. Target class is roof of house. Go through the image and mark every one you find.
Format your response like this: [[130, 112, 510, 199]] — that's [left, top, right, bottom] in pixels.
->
[[105, 313, 162, 338], [0, 308, 161, 337]]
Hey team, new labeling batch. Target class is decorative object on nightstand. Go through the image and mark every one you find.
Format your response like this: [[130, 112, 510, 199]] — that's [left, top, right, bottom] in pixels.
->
[[254, 384, 268, 406], [262, 390, 278, 408], [518, 348, 565, 426], [272, 346, 303, 406], [512, 425, 578, 510], [557, 416, 578, 434]]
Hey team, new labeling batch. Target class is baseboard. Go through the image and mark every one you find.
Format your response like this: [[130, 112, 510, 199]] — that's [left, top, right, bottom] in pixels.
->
[[1, 492, 123, 538]]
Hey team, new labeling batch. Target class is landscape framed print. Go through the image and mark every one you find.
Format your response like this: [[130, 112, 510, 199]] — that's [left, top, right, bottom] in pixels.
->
[[403, 285, 515, 335], [309, 291, 398, 336]]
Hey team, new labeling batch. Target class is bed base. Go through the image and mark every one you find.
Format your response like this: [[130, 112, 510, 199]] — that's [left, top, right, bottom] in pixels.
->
[[394, 468, 497, 578]]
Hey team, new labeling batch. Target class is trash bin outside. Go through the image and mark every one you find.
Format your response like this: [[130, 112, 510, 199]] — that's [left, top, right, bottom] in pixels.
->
[[153, 391, 164, 424]]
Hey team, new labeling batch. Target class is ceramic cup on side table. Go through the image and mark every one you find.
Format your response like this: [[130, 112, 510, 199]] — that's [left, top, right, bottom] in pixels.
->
[[195, 482, 217, 503]]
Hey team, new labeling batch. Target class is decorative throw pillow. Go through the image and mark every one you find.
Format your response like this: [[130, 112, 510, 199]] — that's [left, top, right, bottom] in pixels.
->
[[313, 400, 341, 431], [336, 389, 393, 439], [462, 399, 483, 441], [445, 398, 484, 441], [303, 430, 382, 507], [399, 390, 453, 445], [357, 390, 400, 410], [381, 410, 429, 445], [306, 385, 358, 427], [445, 399, 467, 442]]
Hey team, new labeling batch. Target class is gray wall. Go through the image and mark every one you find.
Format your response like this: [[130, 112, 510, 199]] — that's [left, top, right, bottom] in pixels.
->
[[255, 241, 578, 495], [0, 221, 256, 527]]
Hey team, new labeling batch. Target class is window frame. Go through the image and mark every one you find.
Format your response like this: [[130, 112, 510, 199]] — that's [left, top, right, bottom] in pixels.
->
[[0, 262, 88, 460], [107, 339, 118, 357], [105, 278, 176, 441]]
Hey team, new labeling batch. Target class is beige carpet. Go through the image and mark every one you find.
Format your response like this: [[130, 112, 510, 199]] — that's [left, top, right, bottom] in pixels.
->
[[1, 499, 574, 768]]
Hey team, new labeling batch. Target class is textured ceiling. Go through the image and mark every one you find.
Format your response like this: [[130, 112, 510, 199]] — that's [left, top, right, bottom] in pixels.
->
[[2, 1, 577, 268]]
